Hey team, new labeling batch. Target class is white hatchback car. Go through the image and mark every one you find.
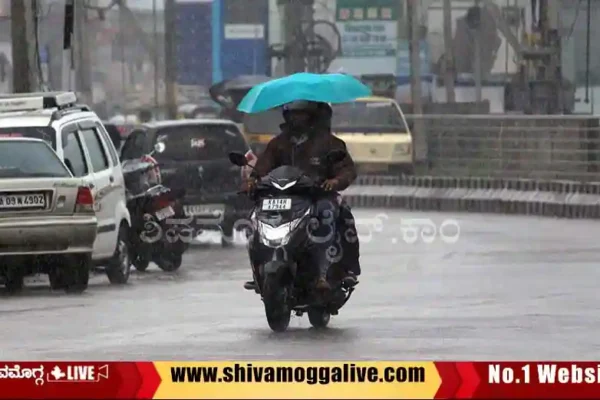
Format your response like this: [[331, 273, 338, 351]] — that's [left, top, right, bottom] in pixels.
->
[[0, 92, 132, 284]]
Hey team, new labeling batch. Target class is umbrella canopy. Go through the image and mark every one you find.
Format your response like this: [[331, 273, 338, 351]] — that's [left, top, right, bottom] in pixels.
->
[[237, 73, 372, 114]]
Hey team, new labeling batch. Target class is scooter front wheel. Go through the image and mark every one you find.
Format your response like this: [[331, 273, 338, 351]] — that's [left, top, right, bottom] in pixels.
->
[[307, 307, 330, 329], [262, 274, 291, 332]]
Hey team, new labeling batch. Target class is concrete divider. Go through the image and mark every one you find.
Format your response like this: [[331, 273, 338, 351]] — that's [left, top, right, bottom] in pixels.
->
[[346, 175, 600, 219]]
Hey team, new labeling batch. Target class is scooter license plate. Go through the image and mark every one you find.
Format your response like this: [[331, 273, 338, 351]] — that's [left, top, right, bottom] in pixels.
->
[[155, 206, 175, 221], [262, 198, 292, 211]]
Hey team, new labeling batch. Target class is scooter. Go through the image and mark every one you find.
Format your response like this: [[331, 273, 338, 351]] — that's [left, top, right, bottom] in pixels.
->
[[123, 142, 189, 272], [228, 149, 358, 332]]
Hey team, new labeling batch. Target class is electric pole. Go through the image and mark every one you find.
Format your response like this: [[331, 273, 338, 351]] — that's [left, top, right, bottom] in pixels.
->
[[62, 0, 74, 92], [407, 0, 425, 165], [282, 0, 307, 74], [442, 0, 455, 102], [164, 0, 177, 119], [152, 0, 159, 109], [11, 0, 36, 93], [472, 0, 482, 103], [407, 0, 423, 114], [74, 0, 93, 104]]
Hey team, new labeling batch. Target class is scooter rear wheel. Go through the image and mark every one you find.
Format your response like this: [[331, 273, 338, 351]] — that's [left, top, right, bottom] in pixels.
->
[[156, 253, 182, 272], [133, 256, 150, 272]]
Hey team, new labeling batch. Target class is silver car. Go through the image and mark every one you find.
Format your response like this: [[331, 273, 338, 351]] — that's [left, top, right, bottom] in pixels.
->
[[0, 137, 97, 293]]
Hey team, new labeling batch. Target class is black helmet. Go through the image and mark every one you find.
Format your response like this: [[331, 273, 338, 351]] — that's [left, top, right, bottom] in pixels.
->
[[282, 100, 320, 112]]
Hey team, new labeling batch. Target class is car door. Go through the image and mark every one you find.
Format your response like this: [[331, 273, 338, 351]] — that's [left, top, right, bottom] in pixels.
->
[[77, 120, 117, 258], [60, 123, 104, 252]]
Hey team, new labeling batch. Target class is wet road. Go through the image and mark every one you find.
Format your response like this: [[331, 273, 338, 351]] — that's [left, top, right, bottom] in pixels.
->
[[1, 210, 599, 360]]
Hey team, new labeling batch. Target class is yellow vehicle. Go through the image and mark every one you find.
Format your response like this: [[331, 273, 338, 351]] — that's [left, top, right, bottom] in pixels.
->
[[331, 96, 413, 174], [242, 96, 413, 174]]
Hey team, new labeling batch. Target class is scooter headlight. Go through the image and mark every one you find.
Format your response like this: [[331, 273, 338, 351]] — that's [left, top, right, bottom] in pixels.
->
[[257, 209, 309, 247]]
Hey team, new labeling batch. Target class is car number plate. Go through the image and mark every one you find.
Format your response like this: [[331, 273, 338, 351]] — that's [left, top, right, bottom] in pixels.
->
[[0, 193, 45, 209], [184, 204, 225, 217], [155, 206, 175, 221], [262, 198, 292, 211]]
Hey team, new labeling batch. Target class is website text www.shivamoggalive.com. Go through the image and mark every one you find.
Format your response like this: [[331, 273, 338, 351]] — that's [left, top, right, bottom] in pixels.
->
[[170, 363, 426, 385]]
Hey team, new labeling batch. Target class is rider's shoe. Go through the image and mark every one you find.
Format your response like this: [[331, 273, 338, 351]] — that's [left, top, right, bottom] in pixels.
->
[[244, 280, 257, 291], [315, 277, 331, 291], [342, 272, 358, 288]]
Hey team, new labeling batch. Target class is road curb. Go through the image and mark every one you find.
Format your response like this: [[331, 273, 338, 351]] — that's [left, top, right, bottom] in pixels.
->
[[346, 176, 600, 219]]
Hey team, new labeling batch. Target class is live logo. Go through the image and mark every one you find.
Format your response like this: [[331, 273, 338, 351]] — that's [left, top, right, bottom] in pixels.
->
[[49, 364, 109, 382], [67, 366, 95, 381]]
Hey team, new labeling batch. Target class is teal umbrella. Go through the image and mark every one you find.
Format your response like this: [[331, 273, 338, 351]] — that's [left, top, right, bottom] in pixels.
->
[[237, 73, 372, 114]]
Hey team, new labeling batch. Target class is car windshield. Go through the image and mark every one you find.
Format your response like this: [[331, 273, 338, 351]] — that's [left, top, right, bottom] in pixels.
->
[[0, 141, 70, 178], [243, 101, 408, 134], [331, 101, 407, 132], [153, 124, 248, 162], [243, 109, 283, 134], [0, 127, 56, 148]]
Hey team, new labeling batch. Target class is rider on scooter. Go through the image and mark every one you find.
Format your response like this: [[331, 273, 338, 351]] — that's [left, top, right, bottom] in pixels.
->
[[242, 100, 361, 291]]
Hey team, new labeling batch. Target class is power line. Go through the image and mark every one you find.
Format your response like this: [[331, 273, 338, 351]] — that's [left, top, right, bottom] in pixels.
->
[[564, 0, 584, 41]]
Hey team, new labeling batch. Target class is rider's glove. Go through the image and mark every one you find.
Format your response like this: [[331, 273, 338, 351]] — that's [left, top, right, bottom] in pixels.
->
[[242, 177, 257, 192], [321, 178, 339, 191]]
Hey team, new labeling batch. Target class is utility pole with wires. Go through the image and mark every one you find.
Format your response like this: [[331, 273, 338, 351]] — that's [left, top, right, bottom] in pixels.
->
[[11, 0, 38, 93], [442, 0, 455, 102]]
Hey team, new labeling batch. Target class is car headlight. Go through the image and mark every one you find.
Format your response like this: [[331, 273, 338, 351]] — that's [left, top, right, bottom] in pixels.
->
[[394, 143, 411, 154]]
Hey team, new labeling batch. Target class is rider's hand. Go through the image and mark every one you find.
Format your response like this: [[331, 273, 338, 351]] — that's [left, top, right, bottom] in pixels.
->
[[242, 177, 257, 192], [321, 178, 339, 191]]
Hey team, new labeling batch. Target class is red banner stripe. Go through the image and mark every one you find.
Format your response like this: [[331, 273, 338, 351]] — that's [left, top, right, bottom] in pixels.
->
[[456, 362, 481, 398], [135, 362, 162, 399], [434, 362, 461, 398]]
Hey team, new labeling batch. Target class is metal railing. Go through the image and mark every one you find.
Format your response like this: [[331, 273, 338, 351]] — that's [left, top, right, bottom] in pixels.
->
[[405, 114, 600, 181]]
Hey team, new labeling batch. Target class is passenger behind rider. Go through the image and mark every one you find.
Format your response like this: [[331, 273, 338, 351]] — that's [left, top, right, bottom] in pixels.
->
[[242, 100, 360, 292]]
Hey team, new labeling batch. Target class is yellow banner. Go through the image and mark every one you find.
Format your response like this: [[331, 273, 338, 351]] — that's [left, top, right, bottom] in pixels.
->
[[153, 361, 440, 399]]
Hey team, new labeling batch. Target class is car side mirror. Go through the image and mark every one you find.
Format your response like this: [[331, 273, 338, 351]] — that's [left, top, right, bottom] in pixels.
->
[[229, 151, 248, 167]]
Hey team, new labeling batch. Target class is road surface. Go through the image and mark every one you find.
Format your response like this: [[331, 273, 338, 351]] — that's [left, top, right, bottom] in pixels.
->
[[1, 210, 598, 360]]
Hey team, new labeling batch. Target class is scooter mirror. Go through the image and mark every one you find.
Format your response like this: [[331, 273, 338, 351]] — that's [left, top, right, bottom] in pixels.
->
[[229, 151, 248, 167], [154, 142, 166, 154]]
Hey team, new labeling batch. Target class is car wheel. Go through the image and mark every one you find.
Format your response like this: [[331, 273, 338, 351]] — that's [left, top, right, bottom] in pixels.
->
[[4, 269, 23, 294], [106, 224, 132, 284], [57, 254, 92, 294]]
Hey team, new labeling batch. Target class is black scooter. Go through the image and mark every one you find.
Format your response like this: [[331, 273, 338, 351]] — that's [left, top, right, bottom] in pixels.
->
[[229, 150, 357, 332], [123, 143, 188, 272]]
